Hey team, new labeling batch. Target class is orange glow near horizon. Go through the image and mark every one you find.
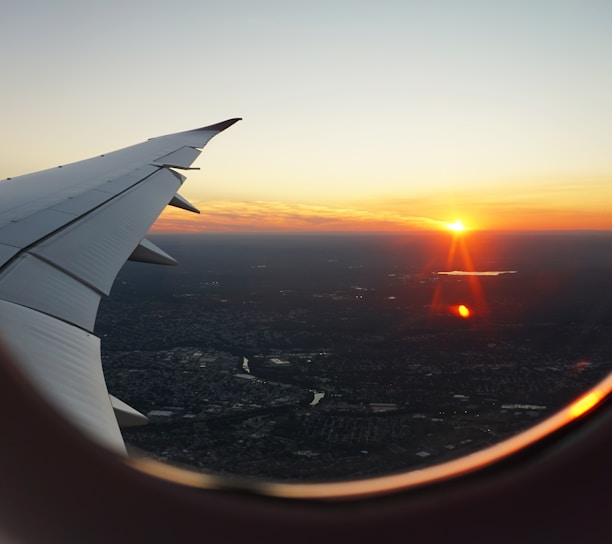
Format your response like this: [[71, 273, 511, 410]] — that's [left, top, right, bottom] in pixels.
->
[[150, 198, 612, 235], [150, 201, 463, 234]]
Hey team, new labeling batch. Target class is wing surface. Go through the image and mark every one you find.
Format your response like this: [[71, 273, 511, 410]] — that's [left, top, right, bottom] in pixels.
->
[[0, 118, 241, 453]]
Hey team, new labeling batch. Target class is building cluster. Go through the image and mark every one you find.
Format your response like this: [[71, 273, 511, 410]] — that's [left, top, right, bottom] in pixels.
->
[[98, 249, 612, 481]]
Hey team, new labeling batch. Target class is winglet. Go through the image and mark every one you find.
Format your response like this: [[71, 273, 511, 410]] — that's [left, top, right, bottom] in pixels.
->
[[196, 118, 242, 133]]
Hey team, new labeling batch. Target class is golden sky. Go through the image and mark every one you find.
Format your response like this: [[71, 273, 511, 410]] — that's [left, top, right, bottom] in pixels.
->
[[2, 2, 612, 233], [152, 178, 612, 233]]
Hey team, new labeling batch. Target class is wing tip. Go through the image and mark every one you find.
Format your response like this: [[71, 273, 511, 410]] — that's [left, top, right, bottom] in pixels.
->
[[197, 118, 242, 133]]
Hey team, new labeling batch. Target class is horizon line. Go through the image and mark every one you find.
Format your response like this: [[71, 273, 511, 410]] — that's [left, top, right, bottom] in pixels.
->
[[149, 228, 612, 236]]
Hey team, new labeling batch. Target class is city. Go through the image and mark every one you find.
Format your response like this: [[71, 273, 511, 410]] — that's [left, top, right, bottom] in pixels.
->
[[99, 232, 612, 481]]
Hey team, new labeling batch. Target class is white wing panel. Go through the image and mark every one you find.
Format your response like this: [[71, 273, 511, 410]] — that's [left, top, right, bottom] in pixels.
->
[[0, 156, 123, 218], [0, 145, 172, 220], [152, 146, 201, 168], [94, 165, 160, 194], [32, 168, 181, 294], [0, 209, 76, 248], [0, 254, 100, 331], [0, 119, 240, 224], [50, 188, 115, 215], [0, 244, 19, 266], [0, 300, 124, 453]]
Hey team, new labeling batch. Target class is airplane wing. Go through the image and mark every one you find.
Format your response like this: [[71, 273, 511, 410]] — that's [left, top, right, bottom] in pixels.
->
[[0, 118, 241, 454]]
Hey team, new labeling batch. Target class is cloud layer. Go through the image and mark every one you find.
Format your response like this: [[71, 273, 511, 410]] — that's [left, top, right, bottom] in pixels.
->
[[151, 200, 448, 233]]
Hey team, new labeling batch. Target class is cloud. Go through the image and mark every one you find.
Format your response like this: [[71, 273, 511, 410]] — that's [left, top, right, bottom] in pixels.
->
[[150, 183, 612, 233], [150, 200, 448, 233]]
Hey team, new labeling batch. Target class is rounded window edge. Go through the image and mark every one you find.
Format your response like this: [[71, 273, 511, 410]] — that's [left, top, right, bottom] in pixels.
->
[[125, 371, 612, 501]]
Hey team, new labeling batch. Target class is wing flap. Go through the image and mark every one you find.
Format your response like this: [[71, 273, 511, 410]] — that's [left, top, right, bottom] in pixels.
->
[[0, 254, 100, 331], [31, 168, 181, 295], [0, 300, 125, 453]]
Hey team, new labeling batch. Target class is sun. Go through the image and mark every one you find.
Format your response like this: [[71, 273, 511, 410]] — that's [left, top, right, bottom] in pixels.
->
[[446, 219, 466, 232]]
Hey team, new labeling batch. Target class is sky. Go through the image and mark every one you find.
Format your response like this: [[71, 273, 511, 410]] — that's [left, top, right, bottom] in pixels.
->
[[1, 1, 612, 232]]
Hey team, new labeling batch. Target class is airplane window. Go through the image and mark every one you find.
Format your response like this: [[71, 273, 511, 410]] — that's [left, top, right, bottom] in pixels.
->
[[1, 1, 609, 502], [98, 230, 612, 485]]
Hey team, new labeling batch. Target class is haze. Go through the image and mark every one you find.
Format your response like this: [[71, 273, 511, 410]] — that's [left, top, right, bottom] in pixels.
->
[[2, 1, 611, 232]]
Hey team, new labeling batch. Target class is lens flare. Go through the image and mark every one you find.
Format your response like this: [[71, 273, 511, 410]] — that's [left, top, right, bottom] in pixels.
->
[[457, 304, 471, 318]]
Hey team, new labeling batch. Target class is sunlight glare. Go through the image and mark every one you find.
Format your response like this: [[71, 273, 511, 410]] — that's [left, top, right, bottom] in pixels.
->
[[447, 220, 466, 232], [567, 390, 605, 419]]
